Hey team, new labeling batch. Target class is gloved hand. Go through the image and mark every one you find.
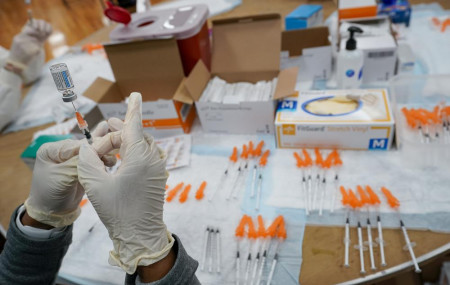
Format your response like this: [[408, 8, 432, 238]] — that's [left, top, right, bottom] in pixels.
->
[[7, 20, 52, 69], [78, 92, 174, 274], [24, 121, 121, 228]]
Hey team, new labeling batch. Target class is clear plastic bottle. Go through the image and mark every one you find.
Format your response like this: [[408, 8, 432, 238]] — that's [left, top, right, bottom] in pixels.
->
[[337, 26, 364, 89]]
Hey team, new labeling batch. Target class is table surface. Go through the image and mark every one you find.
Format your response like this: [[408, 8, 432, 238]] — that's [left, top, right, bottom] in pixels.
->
[[2, 0, 450, 284]]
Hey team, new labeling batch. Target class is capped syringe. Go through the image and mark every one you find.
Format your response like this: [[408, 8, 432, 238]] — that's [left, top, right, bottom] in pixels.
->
[[49, 63, 93, 144]]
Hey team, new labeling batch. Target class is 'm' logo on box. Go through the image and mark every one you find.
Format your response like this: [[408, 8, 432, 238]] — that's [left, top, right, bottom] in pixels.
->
[[277, 100, 297, 111], [282, 124, 296, 135], [369, 138, 388, 150]]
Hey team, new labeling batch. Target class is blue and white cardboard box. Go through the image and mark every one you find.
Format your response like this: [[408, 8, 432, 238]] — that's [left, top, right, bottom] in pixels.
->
[[285, 4, 323, 30]]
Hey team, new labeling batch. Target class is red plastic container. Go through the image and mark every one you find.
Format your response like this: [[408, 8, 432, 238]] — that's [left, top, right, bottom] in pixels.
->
[[109, 4, 211, 76]]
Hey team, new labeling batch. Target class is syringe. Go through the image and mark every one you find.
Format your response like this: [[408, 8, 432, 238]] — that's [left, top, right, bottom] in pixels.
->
[[25, 0, 33, 25], [49, 63, 93, 144], [75, 112, 93, 144]]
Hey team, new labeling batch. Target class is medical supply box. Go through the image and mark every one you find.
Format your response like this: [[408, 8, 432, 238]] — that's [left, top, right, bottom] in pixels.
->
[[378, 0, 411, 27], [275, 89, 395, 150], [281, 26, 332, 81], [83, 38, 197, 138], [285, 4, 323, 30], [184, 14, 298, 134], [338, 0, 377, 20], [109, 4, 211, 76], [340, 17, 398, 84]]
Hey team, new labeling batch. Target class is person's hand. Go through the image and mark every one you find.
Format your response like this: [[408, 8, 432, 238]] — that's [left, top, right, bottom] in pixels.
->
[[78, 92, 174, 275], [24, 121, 121, 228], [7, 20, 52, 68]]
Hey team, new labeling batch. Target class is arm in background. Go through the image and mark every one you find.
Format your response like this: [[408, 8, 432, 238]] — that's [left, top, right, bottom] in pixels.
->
[[0, 19, 52, 130]]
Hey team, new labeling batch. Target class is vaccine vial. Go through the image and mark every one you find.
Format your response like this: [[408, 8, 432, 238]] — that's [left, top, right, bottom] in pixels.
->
[[49, 63, 77, 102]]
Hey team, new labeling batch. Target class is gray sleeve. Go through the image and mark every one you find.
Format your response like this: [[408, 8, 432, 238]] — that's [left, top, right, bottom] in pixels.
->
[[125, 234, 200, 285], [0, 206, 73, 285]]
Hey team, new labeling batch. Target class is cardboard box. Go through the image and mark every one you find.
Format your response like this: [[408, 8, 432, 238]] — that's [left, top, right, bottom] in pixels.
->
[[340, 17, 398, 84], [285, 4, 323, 30], [83, 38, 197, 138], [281, 26, 332, 81], [275, 89, 394, 150], [339, 0, 377, 20], [183, 14, 298, 134], [379, 0, 411, 27]]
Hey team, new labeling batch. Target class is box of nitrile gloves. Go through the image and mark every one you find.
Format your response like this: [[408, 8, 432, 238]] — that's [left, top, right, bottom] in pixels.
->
[[275, 89, 395, 150]]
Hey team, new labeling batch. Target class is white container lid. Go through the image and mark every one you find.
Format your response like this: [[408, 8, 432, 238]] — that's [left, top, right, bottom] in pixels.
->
[[110, 4, 209, 42]]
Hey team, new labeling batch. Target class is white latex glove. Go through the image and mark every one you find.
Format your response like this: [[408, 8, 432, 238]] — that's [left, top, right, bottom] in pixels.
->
[[78, 92, 174, 274], [24, 121, 121, 228], [8, 20, 52, 68]]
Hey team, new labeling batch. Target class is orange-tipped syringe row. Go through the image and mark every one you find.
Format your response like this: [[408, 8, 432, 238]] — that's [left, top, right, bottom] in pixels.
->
[[235, 214, 286, 240], [340, 186, 387, 272], [402, 106, 450, 127], [227, 140, 267, 201], [235, 214, 286, 285], [166, 181, 208, 203], [293, 148, 342, 169], [402, 105, 450, 142], [340, 185, 399, 209], [292, 148, 343, 215], [340, 186, 420, 273]]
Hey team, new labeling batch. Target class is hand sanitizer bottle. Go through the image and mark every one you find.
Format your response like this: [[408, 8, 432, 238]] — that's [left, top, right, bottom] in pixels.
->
[[337, 26, 363, 89]]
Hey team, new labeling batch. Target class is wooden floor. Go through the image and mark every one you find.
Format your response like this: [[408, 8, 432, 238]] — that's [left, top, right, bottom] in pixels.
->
[[1, 0, 449, 61]]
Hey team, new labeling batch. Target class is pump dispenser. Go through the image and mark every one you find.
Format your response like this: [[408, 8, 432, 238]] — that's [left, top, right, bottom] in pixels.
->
[[337, 26, 364, 89]]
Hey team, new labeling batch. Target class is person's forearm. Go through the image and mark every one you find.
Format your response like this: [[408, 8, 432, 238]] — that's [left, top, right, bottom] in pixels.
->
[[125, 234, 200, 285], [0, 206, 72, 285], [137, 247, 177, 283]]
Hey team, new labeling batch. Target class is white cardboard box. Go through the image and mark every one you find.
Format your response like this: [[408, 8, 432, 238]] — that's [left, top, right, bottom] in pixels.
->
[[281, 27, 332, 81], [338, 0, 377, 20], [340, 17, 398, 84], [275, 89, 395, 150], [186, 14, 298, 135]]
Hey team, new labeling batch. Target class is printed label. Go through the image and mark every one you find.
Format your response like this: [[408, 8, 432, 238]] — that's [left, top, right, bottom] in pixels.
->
[[369, 138, 388, 150], [277, 100, 297, 111], [282, 124, 296, 135], [368, 51, 395, 58], [345, 69, 355, 78]]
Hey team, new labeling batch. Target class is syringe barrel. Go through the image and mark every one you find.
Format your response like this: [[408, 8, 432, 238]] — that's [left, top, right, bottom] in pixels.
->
[[49, 63, 77, 102]]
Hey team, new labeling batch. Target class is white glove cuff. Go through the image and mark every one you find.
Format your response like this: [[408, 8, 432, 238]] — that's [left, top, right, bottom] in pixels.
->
[[24, 199, 81, 228], [5, 59, 27, 73], [108, 230, 175, 275]]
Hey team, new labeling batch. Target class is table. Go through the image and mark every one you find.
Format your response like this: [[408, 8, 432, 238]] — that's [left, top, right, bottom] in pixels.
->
[[1, 0, 450, 284]]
